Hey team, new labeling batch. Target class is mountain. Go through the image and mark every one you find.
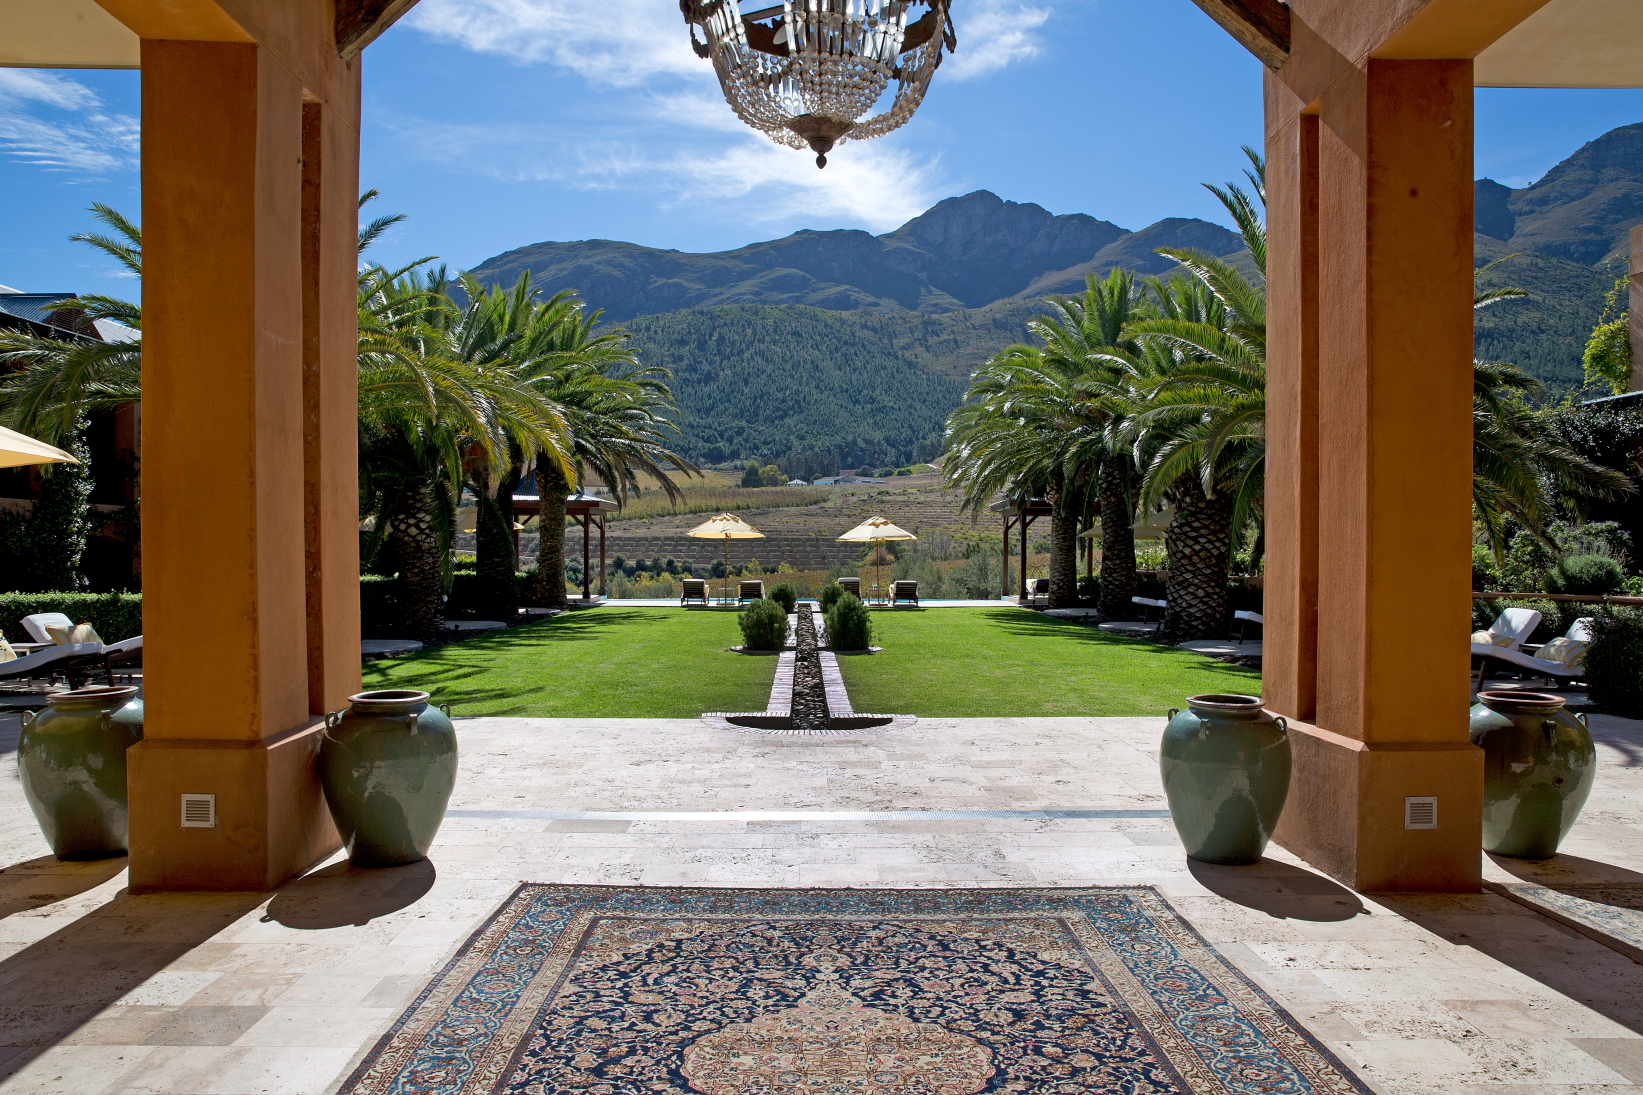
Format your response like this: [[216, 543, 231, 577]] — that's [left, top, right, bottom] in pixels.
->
[[1476, 122, 1643, 265], [460, 126, 1643, 470], [468, 191, 1245, 322]]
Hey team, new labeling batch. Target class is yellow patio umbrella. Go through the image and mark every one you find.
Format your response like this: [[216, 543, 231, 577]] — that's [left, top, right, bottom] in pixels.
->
[[836, 516, 917, 603], [0, 425, 76, 469], [687, 512, 764, 602]]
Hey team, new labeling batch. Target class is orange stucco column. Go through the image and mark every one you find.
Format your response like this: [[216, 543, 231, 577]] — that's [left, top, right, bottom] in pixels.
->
[[1264, 58, 1483, 892], [126, 37, 360, 892]]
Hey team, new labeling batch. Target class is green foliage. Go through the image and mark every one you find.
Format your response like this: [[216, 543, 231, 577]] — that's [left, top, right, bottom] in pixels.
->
[[1498, 520, 1634, 592], [825, 592, 875, 651], [767, 583, 798, 614], [0, 429, 94, 592], [817, 583, 845, 611], [945, 551, 999, 600], [0, 591, 142, 644], [738, 598, 789, 651], [1472, 249, 1611, 392], [890, 552, 947, 598], [1547, 554, 1625, 595], [1582, 273, 1632, 394], [1587, 609, 1643, 717], [1472, 544, 1501, 591], [625, 303, 1036, 466]]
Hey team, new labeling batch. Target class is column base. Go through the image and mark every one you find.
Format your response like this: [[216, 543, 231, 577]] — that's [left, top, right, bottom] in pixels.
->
[[1273, 720, 1483, 892], [127, 721, 340, 893]]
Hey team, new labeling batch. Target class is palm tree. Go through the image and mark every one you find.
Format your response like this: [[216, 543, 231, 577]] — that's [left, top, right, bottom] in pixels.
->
[[356, 262, 576, 638], [944, 271, 1156, 609], [505, 292, 695, 608], [0, 204, 143, 589]]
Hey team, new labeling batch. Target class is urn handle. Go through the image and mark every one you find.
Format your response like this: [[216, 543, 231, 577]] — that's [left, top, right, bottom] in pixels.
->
[[1274, 715, 1289, 734], [1543, 718, 1558, 741], [439, 704, 452, 717], [1578, 712, 1589, 730], [323, 709, 343, 731], [1167, 708, 1179, 721], [20, 708, 35, 730]]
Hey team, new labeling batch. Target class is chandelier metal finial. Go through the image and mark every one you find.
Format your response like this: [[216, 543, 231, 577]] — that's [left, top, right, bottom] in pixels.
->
[[682, 0, 957, 168]]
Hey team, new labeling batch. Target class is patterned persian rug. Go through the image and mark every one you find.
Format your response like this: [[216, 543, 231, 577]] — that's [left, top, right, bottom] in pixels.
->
[[341, 885, 1371, 1095]]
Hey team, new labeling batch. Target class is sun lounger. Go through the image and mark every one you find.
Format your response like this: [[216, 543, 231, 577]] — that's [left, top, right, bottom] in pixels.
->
[[890, 580, 920, 606], [20, 612, 74, 643], [837, 577, 861, 599], [1472, 607, 1542, 652], [1473, 616, 1593, 690], [680, 578, 709, 606], [0, 642, 106, 690], [1023, 578, 1050, 606], [1232, 610, 1263, 643], [738, 580, 766, 603], [1131, 596, 1166, 625]]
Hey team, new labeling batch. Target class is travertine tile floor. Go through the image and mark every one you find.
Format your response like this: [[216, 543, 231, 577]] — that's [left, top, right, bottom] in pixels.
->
[[1, 712, 1642, 1094]]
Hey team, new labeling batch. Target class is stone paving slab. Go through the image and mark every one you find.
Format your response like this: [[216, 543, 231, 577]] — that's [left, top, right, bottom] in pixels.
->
[[0, 712, 1641, 1094]]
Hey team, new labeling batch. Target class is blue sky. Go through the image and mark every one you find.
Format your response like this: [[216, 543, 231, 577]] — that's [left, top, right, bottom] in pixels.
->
[[6, 0, 1643, 295]]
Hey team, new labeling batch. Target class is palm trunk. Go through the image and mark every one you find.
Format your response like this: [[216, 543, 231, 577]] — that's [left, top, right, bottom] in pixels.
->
[[1096, 454, 1138, 619], [533, 459, 571, 608], [1046, 468, 1078, 608], [1160, 476, 1234, 644], [475, 464, 520, 621], [1249, 521, 1265, 576], [391, 483, 445, 641]]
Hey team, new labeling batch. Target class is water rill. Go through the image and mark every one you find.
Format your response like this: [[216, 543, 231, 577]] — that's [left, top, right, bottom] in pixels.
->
[[702, 603, 915, 736]]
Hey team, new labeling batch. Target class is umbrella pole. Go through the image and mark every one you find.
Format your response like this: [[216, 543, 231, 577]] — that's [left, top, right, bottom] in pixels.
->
[[723, 537, 730, 604]]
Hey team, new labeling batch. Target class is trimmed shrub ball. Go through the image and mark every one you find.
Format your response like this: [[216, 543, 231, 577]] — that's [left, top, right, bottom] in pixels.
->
[[818, 583, 845, 611], [826, 592, 875, 651], [738, 598, 789, 651], [768, 583, 798, 615], [1548, 554, 1625, 596]]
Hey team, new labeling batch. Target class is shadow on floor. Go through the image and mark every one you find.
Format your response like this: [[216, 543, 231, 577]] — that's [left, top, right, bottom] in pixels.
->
[[1187, 858, 1367, 922], [262, 858, 435, 929], [0, 854, 127, 919], [1378, 874, 1643, 1037]]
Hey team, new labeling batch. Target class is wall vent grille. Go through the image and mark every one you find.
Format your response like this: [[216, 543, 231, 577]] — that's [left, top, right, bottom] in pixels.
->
[[1404, 796, 1437, 830], [181, 793, 217, 828]]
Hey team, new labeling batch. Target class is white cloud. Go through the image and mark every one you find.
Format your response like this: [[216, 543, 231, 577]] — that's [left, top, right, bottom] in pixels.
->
[[944, 0, 1051, 80], [0, 71, 138, 174], [404, 0, 706, 86], [389, 108, 943, 233]]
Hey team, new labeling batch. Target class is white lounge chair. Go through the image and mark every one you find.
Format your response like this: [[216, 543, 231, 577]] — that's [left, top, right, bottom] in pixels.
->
[[1471, 607, 1542, 653], [1473, 617, 1594, 689], [20, 612, 74, 643], [0, 643, 105, 690], [1131, 596, 1166, 626], [20, 612, 143, 683], [1023, 578, 1050, 606], [1232, 610, 1263, 644]]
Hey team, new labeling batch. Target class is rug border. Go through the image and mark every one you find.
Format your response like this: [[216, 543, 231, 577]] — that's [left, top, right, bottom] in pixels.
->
[[338, 882, 1375, 1095]]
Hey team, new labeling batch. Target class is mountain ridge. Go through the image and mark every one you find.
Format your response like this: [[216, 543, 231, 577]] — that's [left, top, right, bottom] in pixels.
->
[[467, 190, 1246, 322]]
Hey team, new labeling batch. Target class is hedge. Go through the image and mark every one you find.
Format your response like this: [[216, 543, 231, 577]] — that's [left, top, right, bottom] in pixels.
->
[[1587, 608, 1643, 718], [0, 592, 143, 644]]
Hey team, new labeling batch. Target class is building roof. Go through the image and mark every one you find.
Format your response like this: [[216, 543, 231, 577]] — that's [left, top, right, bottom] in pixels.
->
[[0, 292, 140, 344]]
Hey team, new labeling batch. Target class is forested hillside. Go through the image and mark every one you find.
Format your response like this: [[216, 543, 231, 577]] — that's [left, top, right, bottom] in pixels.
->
[[627, 300, 1040, 468]]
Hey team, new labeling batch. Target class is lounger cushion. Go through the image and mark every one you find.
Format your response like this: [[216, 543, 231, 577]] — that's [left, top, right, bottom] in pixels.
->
[[47, 623, 102, 647], [1538, 637, 1590, 668], [0, 638, 13, 662], [1471, 629, 1514, 647]]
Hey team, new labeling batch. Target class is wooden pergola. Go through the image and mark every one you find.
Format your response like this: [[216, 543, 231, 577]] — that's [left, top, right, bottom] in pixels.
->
[[507, 493, 620, 601], [988, 497, 1053, 602], [9, 0, 1639, 893]]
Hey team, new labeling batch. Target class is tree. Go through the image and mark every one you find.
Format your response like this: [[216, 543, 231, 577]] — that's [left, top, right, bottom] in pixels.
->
[[0, 203, 143, 590], [945, 270, 1153, 609], [356, 262, 575, 638], [507, 291, 695, 608]]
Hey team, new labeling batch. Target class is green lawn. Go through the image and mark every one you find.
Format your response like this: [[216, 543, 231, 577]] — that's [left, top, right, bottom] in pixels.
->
[[361, 607, 772, 717], [836, 607, 1261, 717], [359, 605, 1260, 719]]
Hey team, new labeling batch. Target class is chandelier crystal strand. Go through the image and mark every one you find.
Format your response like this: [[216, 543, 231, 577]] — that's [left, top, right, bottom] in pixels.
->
[[682, 0, 956, 167]]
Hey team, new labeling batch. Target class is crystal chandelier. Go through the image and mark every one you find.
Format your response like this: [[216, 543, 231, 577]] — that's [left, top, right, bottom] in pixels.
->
[[681, 0, 957, 168]]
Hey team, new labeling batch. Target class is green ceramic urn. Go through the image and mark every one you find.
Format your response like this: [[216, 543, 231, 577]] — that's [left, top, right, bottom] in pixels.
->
[[1161, 693, 1291, 865], [319, 689, 458, 868], [1470, 690, 1595, 860], [18, 685, 144, 860]]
